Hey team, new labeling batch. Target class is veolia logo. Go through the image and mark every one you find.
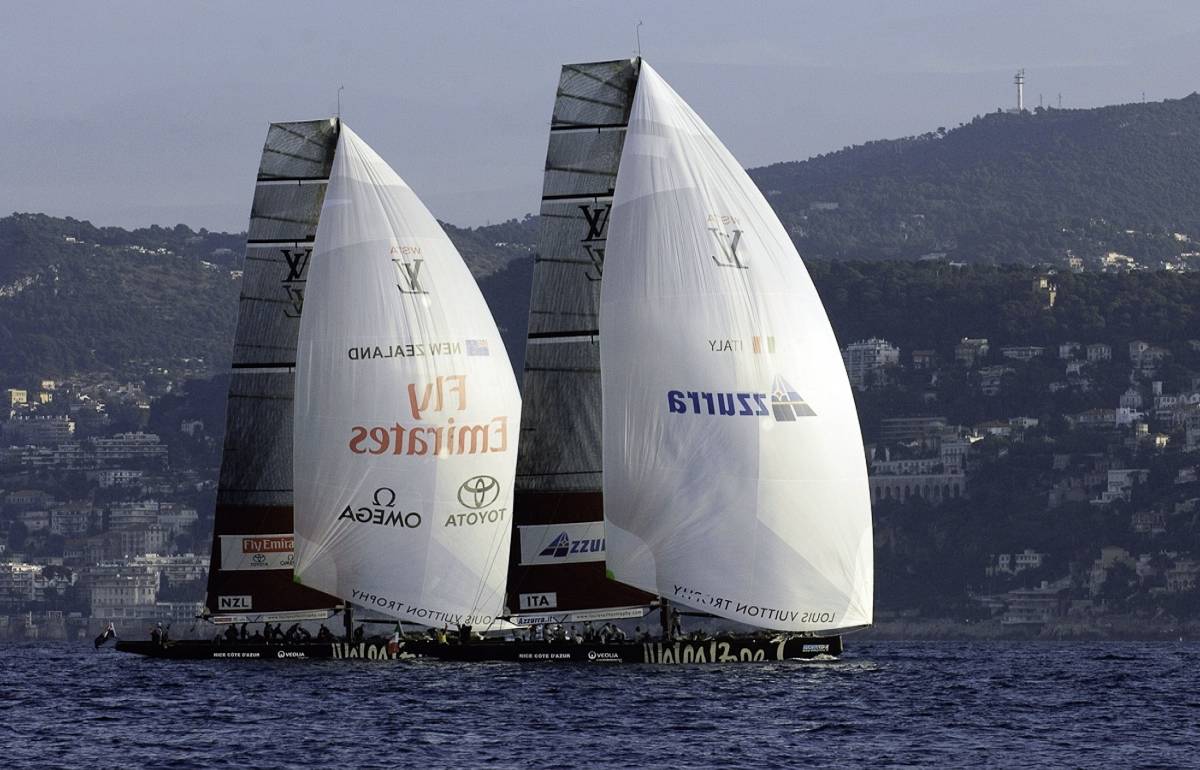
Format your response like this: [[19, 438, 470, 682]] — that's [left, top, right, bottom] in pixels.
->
[[587, 650, 622, 662], [457, 475, 500, 510]]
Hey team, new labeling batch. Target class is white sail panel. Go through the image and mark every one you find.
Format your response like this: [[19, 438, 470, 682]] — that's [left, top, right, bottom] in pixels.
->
[[293, 125, 521, 628], [600, 63, 873, 632]]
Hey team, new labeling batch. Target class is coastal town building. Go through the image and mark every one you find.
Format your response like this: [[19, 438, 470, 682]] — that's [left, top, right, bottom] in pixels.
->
[[998, 581, 1069, 625], [1092, 469, 1150, 505], [955, 338, 989, 367], [92, 432, 168, 466], [988, 549, 1046, 576], [1031, 276, 1057, 308], [841, 338, 900, 390], [878, 416, 948, 447], [2, 415, 75, 445], [869, 471, 965, 504], [978, 365, 1014, 396], [1000, 345, 1045, 361]]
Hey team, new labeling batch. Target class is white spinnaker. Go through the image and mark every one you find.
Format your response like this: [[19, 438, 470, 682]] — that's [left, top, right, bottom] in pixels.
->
[[293, 125, 521, 627], [600, 63, 873, 632]]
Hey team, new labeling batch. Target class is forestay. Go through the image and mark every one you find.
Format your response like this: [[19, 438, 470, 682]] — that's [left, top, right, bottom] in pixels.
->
[[293, 125, 521, 628], [600, 63, 873, 632]]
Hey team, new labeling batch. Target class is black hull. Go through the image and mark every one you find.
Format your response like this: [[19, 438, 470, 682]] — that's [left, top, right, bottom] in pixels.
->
[[114, 635, 841, 663], [115, 640, 352, 661]]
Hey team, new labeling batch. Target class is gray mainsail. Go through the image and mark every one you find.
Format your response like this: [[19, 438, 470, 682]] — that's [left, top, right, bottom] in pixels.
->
[[204, 120, 341, 620], [507, 60, 655, 617]]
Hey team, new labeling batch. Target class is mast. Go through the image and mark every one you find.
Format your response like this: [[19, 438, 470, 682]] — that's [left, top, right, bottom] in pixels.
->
[[203, 119, 342, 623], [505, 59, 655, 622]]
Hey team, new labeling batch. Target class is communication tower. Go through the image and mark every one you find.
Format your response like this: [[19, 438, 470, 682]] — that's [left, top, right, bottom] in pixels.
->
[[1014, 69, 1025, 111]]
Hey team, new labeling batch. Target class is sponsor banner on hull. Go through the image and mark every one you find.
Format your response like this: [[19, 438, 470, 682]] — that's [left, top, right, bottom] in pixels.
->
[[518, 522, 606, 566], [330, 641, 414, 661], [210, 609, 333, 625], [641, 639, 795, 664], [219, 534, 295, 571], [511, 606, 647, 626]]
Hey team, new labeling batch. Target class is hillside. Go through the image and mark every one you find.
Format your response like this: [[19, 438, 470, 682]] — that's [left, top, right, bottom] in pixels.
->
[[0, 213, 537, 384], [750, 93, 1200, 266], [8, 93, 1200, 383]]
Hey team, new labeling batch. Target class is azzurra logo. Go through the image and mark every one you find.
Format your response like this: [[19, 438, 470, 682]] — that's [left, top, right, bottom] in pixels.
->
[[538, 532, 605, 559], [770, 376, 816, 421], [667, 376, 815, 421]]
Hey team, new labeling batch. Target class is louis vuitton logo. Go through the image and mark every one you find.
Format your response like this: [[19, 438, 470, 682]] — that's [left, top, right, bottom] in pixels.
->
[[582, 245, 605, 282], [281, 248, 311, 318], [710, 228, 748, 269], [393, 258, 429, 295], [580, 204, 610, 242], [579, 204, 610, 282]]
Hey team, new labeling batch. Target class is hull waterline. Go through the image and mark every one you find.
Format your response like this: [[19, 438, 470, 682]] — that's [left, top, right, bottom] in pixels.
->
[[113, 635, 842, 663]]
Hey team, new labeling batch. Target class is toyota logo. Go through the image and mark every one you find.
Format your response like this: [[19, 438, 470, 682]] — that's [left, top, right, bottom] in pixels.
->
[[457, 475, 500, 509]]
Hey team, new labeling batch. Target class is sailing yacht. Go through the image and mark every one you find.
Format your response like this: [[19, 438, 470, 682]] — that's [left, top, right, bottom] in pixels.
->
[[426, 58, 873, 663], [116, 118, 522, 660], [117, 58, 871, 664]]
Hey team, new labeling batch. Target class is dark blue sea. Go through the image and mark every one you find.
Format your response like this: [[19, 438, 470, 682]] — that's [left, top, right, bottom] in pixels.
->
[[1, 641, 1194, 768]]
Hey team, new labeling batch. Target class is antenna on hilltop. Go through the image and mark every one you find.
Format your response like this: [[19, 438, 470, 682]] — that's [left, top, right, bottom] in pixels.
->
[[337, 85, 344, 120], [1014, 69, 1025, 111], [636, 20, 643, 58]]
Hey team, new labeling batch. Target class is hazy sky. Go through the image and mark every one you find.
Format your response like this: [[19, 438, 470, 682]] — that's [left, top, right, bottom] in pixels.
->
[[3, 1, 1199, 231]]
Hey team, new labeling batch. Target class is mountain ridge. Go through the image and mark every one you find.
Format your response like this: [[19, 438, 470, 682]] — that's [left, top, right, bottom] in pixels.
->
[[6, 92, 1200, 382]]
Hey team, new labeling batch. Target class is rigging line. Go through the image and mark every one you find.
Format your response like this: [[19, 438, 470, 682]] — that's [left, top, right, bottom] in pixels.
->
[[466, 500, 511, 632]]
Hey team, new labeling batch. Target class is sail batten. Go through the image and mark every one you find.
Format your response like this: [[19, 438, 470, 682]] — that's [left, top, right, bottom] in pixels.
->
[[600, 63, 874, 633], [291, 126, 521, 628]]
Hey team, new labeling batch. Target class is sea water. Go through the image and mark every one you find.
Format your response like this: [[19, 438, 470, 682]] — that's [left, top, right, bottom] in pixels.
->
[[0, 641, 1193, 768]]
